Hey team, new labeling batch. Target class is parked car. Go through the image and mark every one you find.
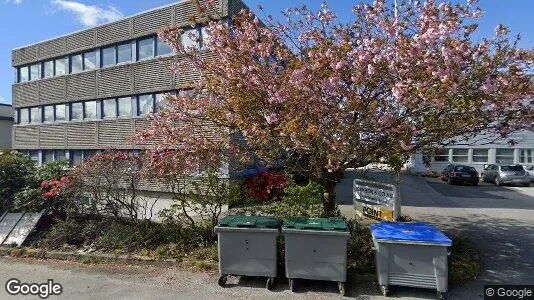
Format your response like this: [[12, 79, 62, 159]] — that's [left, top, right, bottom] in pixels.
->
[[441, 164, 480, 185], [482, 164, 530, 187], [523, 165, 534, 182]]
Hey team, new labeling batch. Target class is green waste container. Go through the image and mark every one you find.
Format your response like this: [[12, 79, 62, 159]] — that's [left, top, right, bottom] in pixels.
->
[[282, 217, 350, 295], [214, 215, 280, 290]]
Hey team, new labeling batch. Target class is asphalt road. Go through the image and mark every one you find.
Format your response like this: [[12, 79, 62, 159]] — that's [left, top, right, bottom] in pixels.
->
[[0, 171, 533, 299]]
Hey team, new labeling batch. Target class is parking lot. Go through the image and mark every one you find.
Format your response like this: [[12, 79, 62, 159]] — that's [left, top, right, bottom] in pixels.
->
[[336, 170, 534, 298], [377, 173, 534, 298]]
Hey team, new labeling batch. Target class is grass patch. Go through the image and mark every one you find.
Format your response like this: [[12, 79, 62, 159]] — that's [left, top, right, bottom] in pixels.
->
[[448, 235, 483, 285]]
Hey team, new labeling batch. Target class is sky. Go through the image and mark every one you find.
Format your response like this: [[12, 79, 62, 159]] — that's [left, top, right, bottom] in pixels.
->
[[0, 0, 533, 105]]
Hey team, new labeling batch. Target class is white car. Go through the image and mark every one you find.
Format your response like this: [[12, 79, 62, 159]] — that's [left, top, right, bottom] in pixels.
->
[[524, 166, 534, 182]]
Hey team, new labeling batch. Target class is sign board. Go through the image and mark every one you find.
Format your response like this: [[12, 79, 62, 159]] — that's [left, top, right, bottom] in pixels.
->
[[353, 179, 398, 221], [0, 213, 24, 244], [3, 212, 43, 247]]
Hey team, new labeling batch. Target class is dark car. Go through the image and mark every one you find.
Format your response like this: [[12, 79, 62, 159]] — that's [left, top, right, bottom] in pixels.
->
[[441, 164, 480, 185]]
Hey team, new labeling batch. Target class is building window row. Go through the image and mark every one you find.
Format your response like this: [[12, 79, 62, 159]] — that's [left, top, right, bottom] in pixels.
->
[[432, 148, 534, 164], [20, 149, 142, 167], [15, 91, 176, 125], [15, 26, 211, 83]]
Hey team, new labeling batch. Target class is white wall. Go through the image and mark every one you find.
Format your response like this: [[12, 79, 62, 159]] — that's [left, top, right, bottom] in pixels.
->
[[408, 130, 534, 175]]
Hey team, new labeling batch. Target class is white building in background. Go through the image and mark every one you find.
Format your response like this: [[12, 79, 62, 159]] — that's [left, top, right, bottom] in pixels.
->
[[0, 104, 14, 149], [407, 130, 534, 175]]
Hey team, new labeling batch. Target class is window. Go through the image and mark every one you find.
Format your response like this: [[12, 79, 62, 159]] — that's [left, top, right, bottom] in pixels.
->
[[29, 151, 39, 165], [84, 51, 97, 70], [138, 94, 154, 116], [501, 165, 523, 171], [496, 149, 515, 164], [44, 60, 54, 78], [42, 150, 54, 164], [44, 106, 54, 122], [117, 43, 132, 63], [182, 28, 200, 50], [519, 149, 534, 164], [55, 58, 67, 76], [55, 104, 66, 121], [103, 99, 117, 118], [138, 38, 154, 60], [71, 150, 83, 166], [156, 37, 172, 56], [118, 97, 132, 117], [201, 26, 211, 49], [71, 103, 83, 120], [71, 54, 83, 73], [20, 108, 29, 124], [30, 107, 40, 123], [55, 150, 66, 161], [30, 64, 40, 81], [83, 150, 98, 160], [452, 149, 468, 163], [433, 149, 449, 162], [102, 47, 116, 67], [84, 101, 97, 119], [155, 93, 168, 112], [19, 66, 29, 82], [472, 149, 489, 163]]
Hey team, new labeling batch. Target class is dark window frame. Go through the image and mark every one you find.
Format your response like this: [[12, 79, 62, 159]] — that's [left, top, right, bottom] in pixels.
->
[[137, 36, 155, 61]]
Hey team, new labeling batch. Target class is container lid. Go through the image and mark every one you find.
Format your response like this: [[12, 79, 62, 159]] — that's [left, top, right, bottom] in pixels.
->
[[283, 218, 348, 232], [217, 215, 280, 229], [370, 221, 452, 245]]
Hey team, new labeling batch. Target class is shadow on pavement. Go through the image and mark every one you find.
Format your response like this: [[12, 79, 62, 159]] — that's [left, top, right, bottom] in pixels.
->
[[419, 214, 534, 287]]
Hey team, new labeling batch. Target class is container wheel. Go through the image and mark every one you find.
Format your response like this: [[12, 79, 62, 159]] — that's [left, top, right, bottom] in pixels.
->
[[289, 279, 295, 293], [218, 275, 228, 287], [380, 285, 389, 297], [338, 282, 346, 296], [266, 277, 275, 291], [437, 291, 447, 300]]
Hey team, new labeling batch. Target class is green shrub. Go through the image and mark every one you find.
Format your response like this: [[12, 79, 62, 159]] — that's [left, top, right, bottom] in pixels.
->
[[12, 160, 76, 217], [0, 150, 36, 213], [449, 235, 483, 285], [37, 160, 69, 182], [346, 219, 375, 274], [37, 215, 214, 257], [261, 181, 324, 219], [160, 172, 241, 235]]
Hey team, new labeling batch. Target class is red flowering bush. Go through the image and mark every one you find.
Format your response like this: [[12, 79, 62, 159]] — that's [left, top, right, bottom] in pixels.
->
[[244, 171, 288, 202], [42, 177, 72, 201]]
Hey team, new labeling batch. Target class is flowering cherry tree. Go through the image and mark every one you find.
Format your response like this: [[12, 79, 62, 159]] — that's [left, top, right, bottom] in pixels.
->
[[137, 0, 533, 214]]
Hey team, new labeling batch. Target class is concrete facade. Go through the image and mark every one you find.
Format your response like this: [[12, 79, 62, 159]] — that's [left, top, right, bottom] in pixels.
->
[[10, 0, 246, 179], [0, 104, 14, 149]]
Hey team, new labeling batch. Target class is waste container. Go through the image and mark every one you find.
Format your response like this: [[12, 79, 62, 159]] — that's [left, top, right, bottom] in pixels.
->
[[214, 215, 280, 290], [282, 218, 350, 295], [370, 221, 452, 299]]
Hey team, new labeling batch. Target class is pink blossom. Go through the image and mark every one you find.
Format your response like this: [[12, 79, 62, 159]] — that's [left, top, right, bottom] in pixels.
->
[[494, 24, 509, 36], [264, 113, 279, 125]]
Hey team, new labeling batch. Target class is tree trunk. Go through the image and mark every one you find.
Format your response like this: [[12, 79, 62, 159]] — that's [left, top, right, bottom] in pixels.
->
[[322, 177, 337, 217]]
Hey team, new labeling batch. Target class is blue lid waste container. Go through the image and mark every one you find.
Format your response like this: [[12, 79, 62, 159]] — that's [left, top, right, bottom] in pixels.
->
[[370, 221, 451, 299]]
